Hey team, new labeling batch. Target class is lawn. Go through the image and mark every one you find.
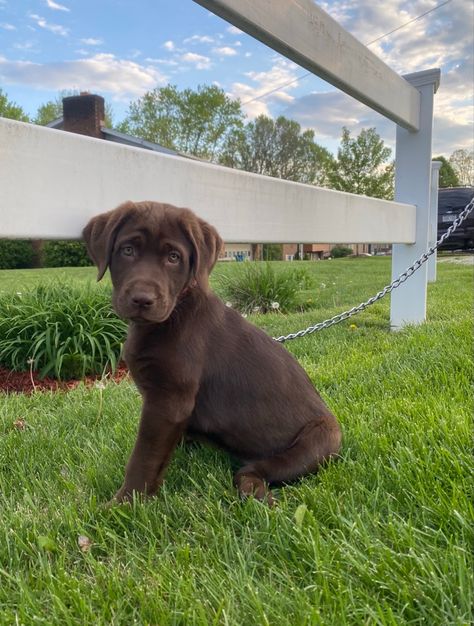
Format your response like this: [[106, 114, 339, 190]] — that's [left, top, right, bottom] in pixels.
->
[[0, 257, 472, 625]]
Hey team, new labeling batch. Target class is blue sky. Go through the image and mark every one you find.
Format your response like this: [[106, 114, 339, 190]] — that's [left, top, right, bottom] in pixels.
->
[[0, 0, 472, 156]]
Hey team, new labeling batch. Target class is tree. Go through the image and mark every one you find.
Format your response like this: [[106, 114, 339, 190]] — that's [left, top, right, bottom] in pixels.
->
[[118, 84, 243, 161], [449, 149, 474, 186], [432, 156, 460, 188], [220, 115, 333, 186], [35, 90, 114, 127], [0, 89, 29, 122], [327, 127, 394, 199]]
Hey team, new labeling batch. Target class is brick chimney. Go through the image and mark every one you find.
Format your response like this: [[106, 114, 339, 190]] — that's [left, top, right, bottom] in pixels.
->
[[62, 93, 105, 138]]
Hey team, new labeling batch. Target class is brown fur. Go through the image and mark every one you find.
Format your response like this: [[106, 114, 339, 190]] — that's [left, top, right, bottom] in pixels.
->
[[83, 201, 341, 505]]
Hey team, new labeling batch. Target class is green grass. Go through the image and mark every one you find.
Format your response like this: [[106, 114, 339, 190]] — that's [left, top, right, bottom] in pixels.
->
[[0, 258, 472, 625]]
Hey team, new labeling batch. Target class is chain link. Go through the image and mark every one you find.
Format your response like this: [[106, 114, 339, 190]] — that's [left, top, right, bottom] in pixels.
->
[[274, 195, 474, 343]]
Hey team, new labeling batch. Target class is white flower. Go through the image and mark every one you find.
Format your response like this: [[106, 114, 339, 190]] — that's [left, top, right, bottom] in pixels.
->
[[16, 292, 22, 296], [271, 302, 280, 310], [242, 313, 248, 318], [225, 301, 233, 308], [252, 306, 261, 313], [320, 283, 326, 289], [94, 381, 106, 390]]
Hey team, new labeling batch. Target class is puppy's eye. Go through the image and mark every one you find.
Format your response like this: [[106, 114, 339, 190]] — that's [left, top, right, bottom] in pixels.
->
[[168, 251, 181, 264], [121, 245, 134, 257]]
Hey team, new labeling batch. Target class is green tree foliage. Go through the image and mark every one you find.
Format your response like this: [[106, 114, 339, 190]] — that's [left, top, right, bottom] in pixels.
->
[[220, 115, 333, 185], [449, 149, 474, 187], [0, 89, 29, 122], [328, 127, 394, 199], [262, 244, 283, 261], [35, 90, 114, 127], [118, 84, 243, 161], [433, 156, 460, 188]]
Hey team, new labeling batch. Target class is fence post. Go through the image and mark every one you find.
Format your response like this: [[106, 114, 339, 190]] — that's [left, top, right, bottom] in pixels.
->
[[390, 69, 440, 330], [428, 161, 442, 282]]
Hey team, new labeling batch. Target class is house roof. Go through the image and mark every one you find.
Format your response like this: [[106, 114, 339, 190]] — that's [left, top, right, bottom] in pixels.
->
[[46, 116, 181, 156]]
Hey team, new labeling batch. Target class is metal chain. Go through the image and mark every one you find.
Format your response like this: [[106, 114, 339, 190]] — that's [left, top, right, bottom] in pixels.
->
[[274, 195, 474, 343]]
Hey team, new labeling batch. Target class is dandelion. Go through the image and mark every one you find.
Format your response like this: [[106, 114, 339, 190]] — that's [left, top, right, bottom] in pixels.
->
[[350, 324, 358, 330], [225, 301, 233, 308], [94, 380, 106, 390], [271, 302, 280, 310]]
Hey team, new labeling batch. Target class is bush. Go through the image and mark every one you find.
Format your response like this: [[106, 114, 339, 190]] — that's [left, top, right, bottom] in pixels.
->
[[0, 240, 34, 269], [0, 283, 127, 379], [330, 245, 353, 258], [42, 240, 93, 268], [216, 262, 310, 314]]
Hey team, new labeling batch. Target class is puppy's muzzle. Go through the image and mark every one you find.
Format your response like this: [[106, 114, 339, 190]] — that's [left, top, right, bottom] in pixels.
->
[[131, 291, 156, 310]]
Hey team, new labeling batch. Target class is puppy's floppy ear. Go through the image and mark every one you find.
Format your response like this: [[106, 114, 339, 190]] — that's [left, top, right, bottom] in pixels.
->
[[180, 212, 223, 289], [82, 202, 135, 281]]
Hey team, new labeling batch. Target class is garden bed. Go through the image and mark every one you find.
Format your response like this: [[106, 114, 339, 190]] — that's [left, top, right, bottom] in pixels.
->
[[0, 364, 129, 394]]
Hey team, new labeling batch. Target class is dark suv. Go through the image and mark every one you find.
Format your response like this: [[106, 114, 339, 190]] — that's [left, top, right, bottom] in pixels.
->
[[437, 187, 474, 250]]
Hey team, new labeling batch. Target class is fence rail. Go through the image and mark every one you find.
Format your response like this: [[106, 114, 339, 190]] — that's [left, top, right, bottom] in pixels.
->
[[0, 118, 416, 244]]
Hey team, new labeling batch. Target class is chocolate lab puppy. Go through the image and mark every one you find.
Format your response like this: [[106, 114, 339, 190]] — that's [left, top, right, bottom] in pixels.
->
[[83, 201, 341, 504]]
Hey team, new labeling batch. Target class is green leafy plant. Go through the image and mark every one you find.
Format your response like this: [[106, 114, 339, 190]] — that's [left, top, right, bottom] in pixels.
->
[[42, 240, 93, 268], [330, 245, 353, 258], [217, 262, 310, 314], [0, 282, 127, 380], [0, 239, 35, 269]]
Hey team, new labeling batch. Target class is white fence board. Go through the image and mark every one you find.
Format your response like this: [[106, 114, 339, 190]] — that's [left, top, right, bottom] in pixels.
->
[[193, 0, 420, 131], [0, 119, 416, 244]]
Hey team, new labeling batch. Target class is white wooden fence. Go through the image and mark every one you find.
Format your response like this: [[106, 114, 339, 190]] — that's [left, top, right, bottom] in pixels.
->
[[0, 0, 440, 330]]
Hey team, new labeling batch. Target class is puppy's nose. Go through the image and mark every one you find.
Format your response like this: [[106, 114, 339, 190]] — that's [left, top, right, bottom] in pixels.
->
[[131, 292, 155, 308]]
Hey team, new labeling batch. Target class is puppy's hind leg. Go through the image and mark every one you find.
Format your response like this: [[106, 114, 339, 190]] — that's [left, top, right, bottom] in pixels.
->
[[234, 417, 341, 506]]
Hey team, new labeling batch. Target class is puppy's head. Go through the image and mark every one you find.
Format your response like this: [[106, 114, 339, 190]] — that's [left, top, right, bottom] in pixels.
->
[[82, 201, 222, 323]]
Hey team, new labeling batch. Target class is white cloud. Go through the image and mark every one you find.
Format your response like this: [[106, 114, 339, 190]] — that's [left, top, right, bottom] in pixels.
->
[[1, 22, 15, 30], [80, 37, 103, 46], [0, 53, 167, 97], [145, 57, 179, 66], [227, 25, 243, 35], [184, 34, 214, 44], [29, 13, 69, 36], [163, 40, 175, 51], [45, 0, 70, 12], [213, 46, 237, 57], [230, 59, 300, 117], [180, 52, 211, 70]]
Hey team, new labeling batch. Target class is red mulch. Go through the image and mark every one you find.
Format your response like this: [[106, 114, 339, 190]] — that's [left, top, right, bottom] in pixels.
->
[[0, 364, 129, 394]]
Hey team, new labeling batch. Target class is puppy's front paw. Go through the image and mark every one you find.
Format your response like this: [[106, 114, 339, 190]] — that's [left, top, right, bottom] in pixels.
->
[[234, 472, 275, 507], [108, 487, 135, 506]]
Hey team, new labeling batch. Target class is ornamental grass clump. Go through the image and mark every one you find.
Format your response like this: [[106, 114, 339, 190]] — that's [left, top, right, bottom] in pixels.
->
[[0, 282, 127, 380], [217, 262, 309, 314]]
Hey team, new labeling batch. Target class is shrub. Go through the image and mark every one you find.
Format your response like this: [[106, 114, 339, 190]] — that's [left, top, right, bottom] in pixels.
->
[[0, 240, 34, 269], [0, 283, 127, 380], [330, 245, 353, 258], [42, 240, 93, 268], [216, 262, 310, 314]]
